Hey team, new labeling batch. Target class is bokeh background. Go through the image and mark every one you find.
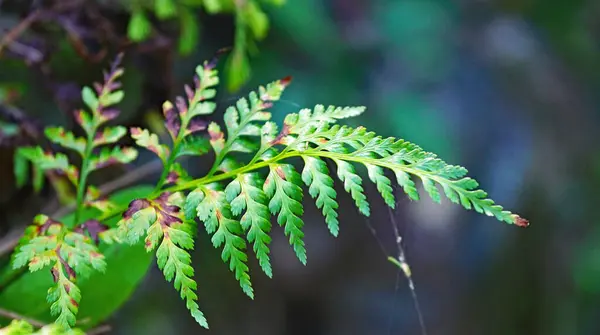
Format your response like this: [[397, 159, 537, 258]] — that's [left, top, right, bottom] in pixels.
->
[[1, 0, 600, 334]]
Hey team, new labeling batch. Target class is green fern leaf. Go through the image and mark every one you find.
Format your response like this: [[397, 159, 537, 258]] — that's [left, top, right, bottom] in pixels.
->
[[188, 187, 254, 297], [118, 193, 208, 328], [264, 164, 306, 264], [284, 120, 527, 226], [208, 77, 290, 170], [48, 263, 81, 328], [176, 136, 211, 158], [44, 127, 86, 155], [130, 127, 170, 163], [334, 159, 370, 216], [155, 220, 207, 328], [89, 146, 138, 170], [16, 147, 79, 184], [93, 126, 128, 146], [118, 200, 157, 245], [61, 231, 106, 277], [11, 215, 105, 328], [284, 104, 365, 134], [225, 173, 273, 277], [366, 164, 396, 208], [207, 122, 225, 156], [301, 156, 340, 236]]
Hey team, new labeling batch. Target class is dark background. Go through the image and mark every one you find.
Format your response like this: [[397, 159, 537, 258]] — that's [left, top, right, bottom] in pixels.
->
[[1, 0, 600, 334]]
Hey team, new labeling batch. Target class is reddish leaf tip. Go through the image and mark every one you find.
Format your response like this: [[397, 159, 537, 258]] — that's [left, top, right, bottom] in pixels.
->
[[206, 47, 232, 69], [514, 215, 530, 227], [130, 127, 142, 136], [280, 76, 293, 87], [123, 199, 151, 219]]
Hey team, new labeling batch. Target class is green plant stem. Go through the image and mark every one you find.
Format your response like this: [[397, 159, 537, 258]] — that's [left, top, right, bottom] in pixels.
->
[[94, 149, 392, 222], [154, 140, 181, 192], [93, 145, 483, 225], [74, 124, 97, 225]]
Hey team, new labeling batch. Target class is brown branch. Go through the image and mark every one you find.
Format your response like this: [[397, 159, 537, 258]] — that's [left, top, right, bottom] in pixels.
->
[[0, 9, 42, 56], [87, 324, 112, 335], [0, 307, 46, 328], [0, 229, 24, 258]]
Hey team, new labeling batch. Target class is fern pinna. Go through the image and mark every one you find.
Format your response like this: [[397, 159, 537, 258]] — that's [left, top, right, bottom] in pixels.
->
[[11, 53, 529, 330]]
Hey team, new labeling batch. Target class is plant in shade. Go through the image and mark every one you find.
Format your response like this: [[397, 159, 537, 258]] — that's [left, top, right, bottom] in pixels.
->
[[6, 52, 528, 331]]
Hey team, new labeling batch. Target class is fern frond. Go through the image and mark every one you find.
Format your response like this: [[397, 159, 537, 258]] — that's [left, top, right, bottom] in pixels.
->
[[186, 186, 254, 298], [284, 122, 525, 224], [44, 127, 86, 155], [283, 104, 365, 134], [16, 147, 79, 185], [9, 54, 530, 332], [334, 159, 370, 216], [225, 173, 273, 277], [93, 125, 128, 146], [48, 261, 81, 328], [12, 215, 105, 328], [301, 157, 339, 236], [130, 127, 170, 163], [116, 192, 208, 328], [207, 77, 291, 174], [264, 164, 306, 264], [89, 146, 138, 170]]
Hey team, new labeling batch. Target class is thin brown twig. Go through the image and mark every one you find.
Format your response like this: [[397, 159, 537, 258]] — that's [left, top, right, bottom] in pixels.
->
[[0, 9, 42, 56], [0, 307, 46, 328], [87, 324, 112, 335]]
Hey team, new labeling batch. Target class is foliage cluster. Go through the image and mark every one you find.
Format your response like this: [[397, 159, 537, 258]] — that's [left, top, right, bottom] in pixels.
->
[[123, 0, 284, 91], [4, 52, 528, 331]]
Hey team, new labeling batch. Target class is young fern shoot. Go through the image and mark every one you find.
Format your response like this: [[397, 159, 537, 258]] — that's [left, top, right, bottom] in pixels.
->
[[12, 54, 137, 330], [11, 53, 529, 330]]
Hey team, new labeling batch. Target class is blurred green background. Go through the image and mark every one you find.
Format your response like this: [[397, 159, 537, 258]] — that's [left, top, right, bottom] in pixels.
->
[[1, 0, 600, 334]]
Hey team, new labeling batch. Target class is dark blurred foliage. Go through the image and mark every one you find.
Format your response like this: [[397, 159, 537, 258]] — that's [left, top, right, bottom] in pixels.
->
[[1, 0, 600, 334]]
